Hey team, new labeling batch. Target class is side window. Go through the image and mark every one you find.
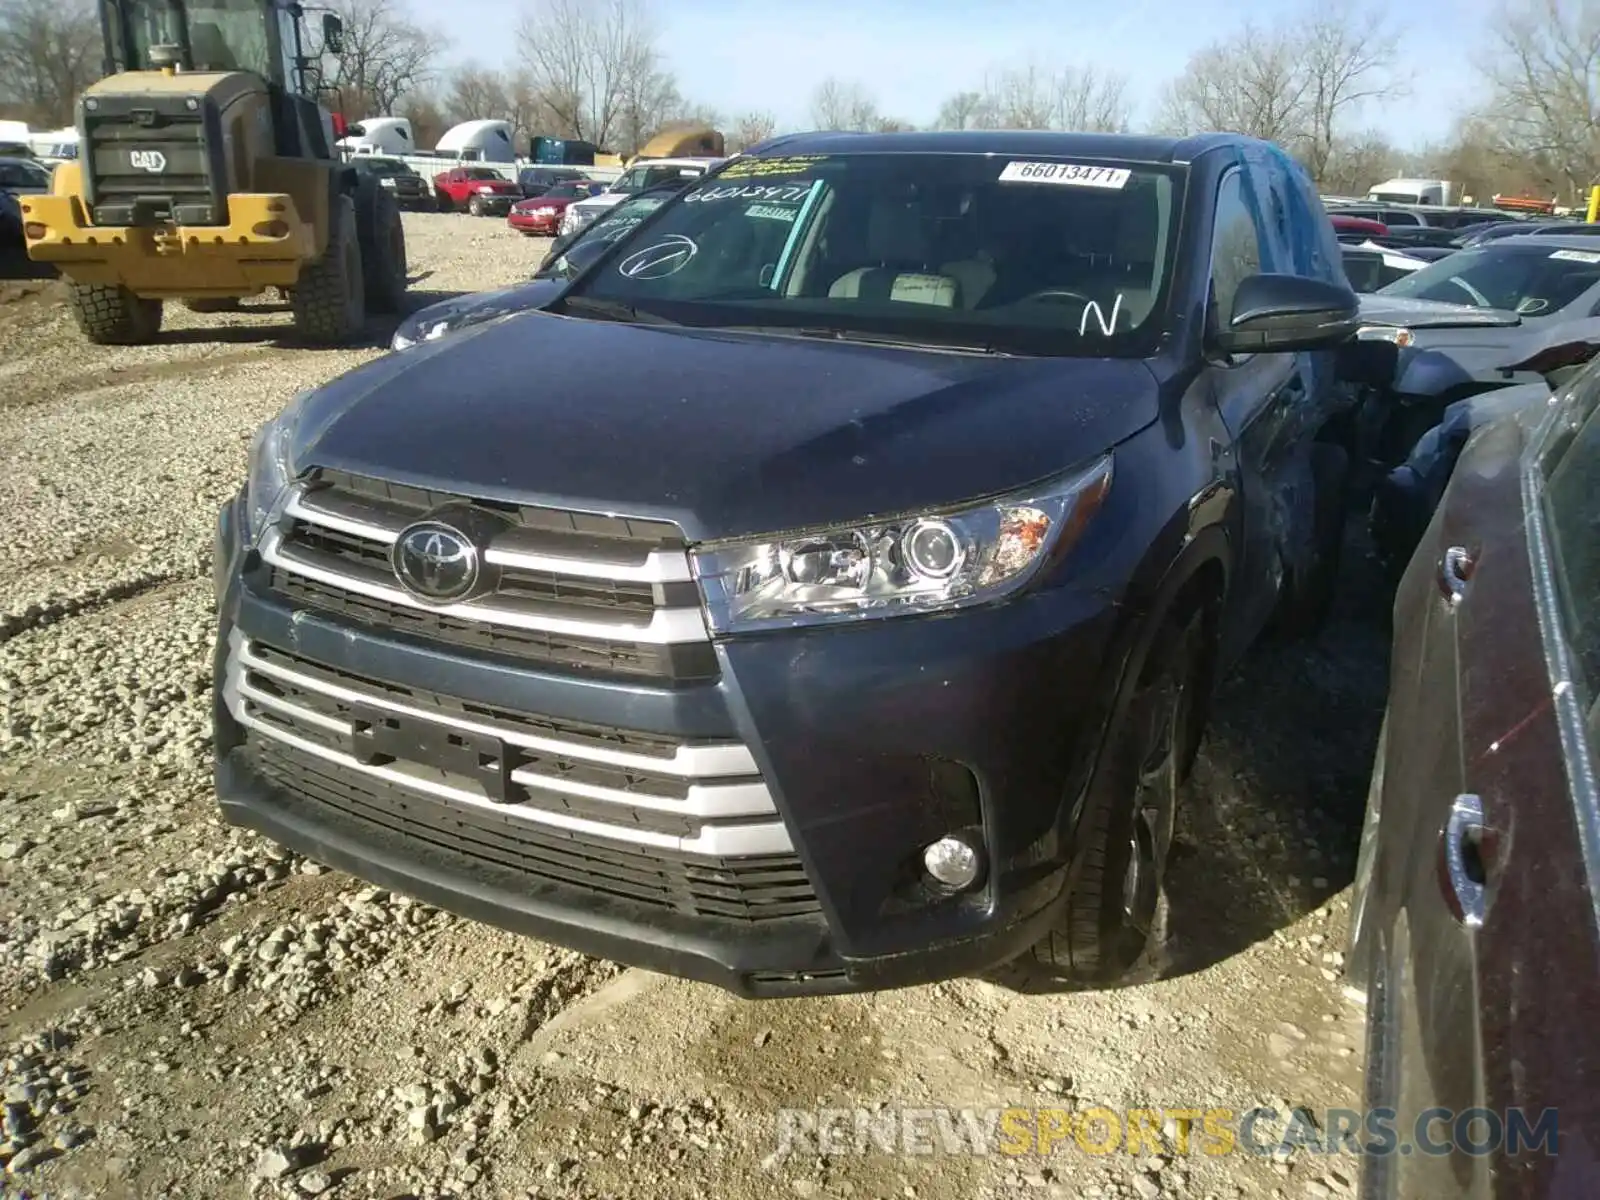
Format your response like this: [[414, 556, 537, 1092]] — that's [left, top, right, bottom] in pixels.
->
[[1543, 389, 1600, 703], [1210, 171, 1264, 324]]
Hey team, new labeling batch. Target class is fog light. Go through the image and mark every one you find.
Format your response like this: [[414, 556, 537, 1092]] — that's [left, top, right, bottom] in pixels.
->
[[922, 835, 983, 891]]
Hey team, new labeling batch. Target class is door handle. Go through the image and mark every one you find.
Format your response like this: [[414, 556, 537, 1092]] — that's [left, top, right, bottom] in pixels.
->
[[1442, 793, 1489, 928], [1438, 545, 1476, 605]]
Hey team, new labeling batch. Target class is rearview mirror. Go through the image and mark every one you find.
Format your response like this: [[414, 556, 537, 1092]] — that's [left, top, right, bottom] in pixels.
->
[[1212, 273, 1360, 355], [551, 236, 611, 280], [321, 13, 344, 54]]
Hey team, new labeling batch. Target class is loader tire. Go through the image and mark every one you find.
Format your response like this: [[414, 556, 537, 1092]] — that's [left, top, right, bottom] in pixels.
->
[[354, 177, 408, 314], [67, 283, 162, 345], [291, 194, 365, 345]]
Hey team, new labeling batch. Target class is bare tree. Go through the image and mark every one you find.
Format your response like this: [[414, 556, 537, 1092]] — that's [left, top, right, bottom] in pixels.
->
[[934, 63, 1129, 134], [445, 63, 515, 125], [1317, 128, 1404, 195], [1157, 22, 1308, 144], [0, 0, 101, 127], [934, 90, 989, 130], [1156, 3, 1403, 183], [323, 0, 441, 118], [1298, 8, 1402, 182], [728, 110, 777, 151], [1050, 65, 1131, 132], [809, 77, 879, 131], [515, 0, 680, 151], [1481, 0, 1600, 199]]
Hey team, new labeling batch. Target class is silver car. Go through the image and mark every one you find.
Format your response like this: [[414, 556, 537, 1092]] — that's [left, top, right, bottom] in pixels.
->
[[1376, 234, 1600, 323]]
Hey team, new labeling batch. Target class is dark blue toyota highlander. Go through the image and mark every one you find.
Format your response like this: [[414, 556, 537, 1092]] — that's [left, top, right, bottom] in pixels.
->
[[213, 132, 1361, 996]]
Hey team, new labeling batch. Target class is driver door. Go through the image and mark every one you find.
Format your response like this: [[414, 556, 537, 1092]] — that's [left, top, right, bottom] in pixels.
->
[[1206, 167, 1303, 663]]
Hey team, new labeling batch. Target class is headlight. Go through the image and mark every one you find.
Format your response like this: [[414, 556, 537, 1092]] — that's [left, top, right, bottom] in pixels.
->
[[693, 456, 1113, 632], [244, 392, 311, 542], [378, 176, 396, 188], [535, 206, 555, 215], [390, 315, 455, 351], [477, 185, 496, 194]]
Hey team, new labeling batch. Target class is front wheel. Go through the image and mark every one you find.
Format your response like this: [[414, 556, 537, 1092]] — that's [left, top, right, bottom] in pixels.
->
[[67, 283, 162, 345], [1033, 609, 1208, 984], [468, 194, 486, 217], [291, 194, 365, 345]]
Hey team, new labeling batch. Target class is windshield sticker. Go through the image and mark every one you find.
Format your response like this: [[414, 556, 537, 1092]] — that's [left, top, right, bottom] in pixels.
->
[[616, 235, 698, 280], [1549, 248, 1600, 264], [718, 155, 828, 179], [745, 203, 799, 222], [1079, 294, 1126, 336], [998, 161, 1131, 189], [686, 182, 816, 205]]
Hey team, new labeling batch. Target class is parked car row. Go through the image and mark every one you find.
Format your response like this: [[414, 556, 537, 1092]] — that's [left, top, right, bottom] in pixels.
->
[[230, 132, 1595, 1198]]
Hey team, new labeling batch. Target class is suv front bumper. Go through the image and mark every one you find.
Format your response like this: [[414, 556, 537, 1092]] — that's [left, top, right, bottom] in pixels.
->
[[213, 494, 1120, 996]]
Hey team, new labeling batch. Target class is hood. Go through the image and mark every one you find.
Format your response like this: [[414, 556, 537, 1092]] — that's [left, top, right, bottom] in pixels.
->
[[390, 279, 563, 350], [1358, 293, 1523, 330], [298, 315, 1161, 541]]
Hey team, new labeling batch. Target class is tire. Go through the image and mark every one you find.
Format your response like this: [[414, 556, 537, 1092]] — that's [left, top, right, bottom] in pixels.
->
[[1031, 609, 1209, 984], [468, 193, 486, 217], [436, 189, 453, 213], [1274, 441, 1349, 637], [67, 282, 162, 345], [291, 194, 365, 345], [353, 177, 407, 314]]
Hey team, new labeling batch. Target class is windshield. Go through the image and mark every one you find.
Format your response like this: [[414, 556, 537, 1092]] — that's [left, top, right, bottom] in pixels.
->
[[1379, 245, 1600, 316], [610, 163, 707, 195], [545, 181, 599, 200], [121, 0, 275, 76], [540, 191, 675, 276], [359, 160, 412, 177], [562, 152, 1183, 356], [465, 168, 504, 182]]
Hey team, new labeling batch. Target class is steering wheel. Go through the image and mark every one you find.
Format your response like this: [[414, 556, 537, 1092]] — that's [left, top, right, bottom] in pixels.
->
[[1018, 288, 1096, 307], [1447, 276, 1491, 307]]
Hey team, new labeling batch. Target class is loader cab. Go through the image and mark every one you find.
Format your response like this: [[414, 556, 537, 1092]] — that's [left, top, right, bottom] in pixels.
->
[[98, 0, 341, 109]]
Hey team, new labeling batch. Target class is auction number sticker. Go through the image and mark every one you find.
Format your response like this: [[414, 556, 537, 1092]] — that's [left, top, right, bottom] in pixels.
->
[[998, 161, 1131, 189], [1549, 248, 1600, 263]]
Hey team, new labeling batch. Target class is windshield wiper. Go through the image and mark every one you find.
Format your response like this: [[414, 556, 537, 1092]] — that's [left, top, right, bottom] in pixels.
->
[[723, 325, 1015, 356], [558, 296, 679, 326]]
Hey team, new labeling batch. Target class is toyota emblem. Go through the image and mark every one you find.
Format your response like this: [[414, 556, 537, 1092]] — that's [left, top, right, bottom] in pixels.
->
[[392, 520, 480, 603]]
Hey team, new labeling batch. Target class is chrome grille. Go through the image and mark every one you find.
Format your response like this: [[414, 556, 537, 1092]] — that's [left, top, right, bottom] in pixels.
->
[[261, 471, 715, 682], [224, 634, 818, 921]]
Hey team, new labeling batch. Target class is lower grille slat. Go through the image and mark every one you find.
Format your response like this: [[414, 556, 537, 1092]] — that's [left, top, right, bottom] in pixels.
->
[[227, 635, 818, 924]]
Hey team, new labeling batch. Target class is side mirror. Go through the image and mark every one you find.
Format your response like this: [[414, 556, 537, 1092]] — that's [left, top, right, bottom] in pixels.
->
[[1211, 273, 1360, 355], [321, 13, 344, 54], [551, 236, 611, 280]]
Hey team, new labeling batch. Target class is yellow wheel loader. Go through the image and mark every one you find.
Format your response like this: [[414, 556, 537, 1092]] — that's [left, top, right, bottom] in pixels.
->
[[21, 0, 407, 346]]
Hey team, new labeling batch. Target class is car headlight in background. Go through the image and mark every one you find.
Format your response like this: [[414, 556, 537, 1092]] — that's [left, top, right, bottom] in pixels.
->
[[244, 391, 312, 542], [693, 456, 1113, 632], [477, 185, 497, 194], [390, 316, 455, 351], [378, 176, 396, 188]]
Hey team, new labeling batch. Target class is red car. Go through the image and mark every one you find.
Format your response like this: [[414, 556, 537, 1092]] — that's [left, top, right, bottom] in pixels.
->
[[1331, 213, 1390, 241], [433, 166, 523, 216], [507, 180, 607, 236]]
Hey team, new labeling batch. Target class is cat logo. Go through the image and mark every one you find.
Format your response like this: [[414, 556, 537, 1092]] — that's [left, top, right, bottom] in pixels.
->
[[129, 149, 168, 173]]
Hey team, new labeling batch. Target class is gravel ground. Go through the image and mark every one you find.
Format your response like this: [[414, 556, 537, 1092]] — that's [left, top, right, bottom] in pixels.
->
[[2, 213, 1386, 1200]]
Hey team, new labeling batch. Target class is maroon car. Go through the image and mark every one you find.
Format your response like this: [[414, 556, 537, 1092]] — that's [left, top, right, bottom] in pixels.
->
[[507, 180, 605, 236], [1348, 357, 1599, 1197]]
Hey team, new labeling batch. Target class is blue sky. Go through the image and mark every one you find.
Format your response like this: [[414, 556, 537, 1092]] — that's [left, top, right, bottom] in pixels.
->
[[441, 0, 1497, 146]]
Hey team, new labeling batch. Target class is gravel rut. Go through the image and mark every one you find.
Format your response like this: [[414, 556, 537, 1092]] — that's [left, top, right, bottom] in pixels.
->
[[1, 215, 1382, 1200]]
